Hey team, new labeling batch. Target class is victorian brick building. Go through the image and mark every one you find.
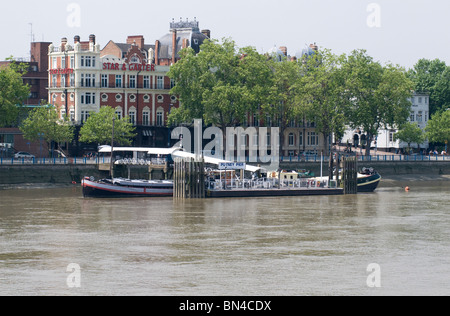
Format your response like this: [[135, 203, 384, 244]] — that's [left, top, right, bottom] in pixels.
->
[[47, 19, 210, 155]]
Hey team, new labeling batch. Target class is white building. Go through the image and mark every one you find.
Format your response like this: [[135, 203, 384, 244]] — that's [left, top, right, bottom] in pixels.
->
[[342, 93, 430, 153]]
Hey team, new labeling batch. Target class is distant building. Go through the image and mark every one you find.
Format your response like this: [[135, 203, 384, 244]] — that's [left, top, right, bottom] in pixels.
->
[[342, 93, 430, 153], [47, 19, 210, 155], [0, 42, 51, 107]]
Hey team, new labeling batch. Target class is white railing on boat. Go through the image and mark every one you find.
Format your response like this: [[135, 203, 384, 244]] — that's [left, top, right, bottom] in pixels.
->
[[207, 177, 338, 191]]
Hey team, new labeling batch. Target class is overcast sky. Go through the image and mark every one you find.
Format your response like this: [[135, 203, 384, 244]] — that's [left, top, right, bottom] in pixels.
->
[[1, 0, 449, 69]]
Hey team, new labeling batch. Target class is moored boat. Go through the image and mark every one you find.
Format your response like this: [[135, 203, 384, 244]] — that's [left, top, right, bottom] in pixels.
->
[[81, 177, 173, 198]]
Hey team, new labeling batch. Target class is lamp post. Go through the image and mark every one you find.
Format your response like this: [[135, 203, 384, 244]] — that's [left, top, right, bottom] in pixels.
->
[[110, 117, 115, 179]]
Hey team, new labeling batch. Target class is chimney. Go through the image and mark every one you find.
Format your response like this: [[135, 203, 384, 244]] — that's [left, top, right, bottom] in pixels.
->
[[89, 34, 96, 44], [74, 35, 80, 44], [61, 37, 68, 51], [127, 36, 145, 49], [155, 40, 160, 65], [201, 29, 211, 39], [279, 46, 287, 57], [182, 38, 189, 49], [310, 43, 318, 51], [172, 29, 177, 64]]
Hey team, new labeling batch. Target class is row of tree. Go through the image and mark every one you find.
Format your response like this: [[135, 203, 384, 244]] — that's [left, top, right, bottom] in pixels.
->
[[1, 47, 449, 156], [167, 39, 450, 155]]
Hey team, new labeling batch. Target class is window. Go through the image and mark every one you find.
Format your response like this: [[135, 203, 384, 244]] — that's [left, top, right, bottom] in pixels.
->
[[156, 111, 164, 126], [417, 111, 423, 122], [143, 94, 150, 103], [70, 74, 75, 87], [299, 131, 303, 147], [70, 109, 75, 122], [81, 56, 95, 68], [410, 112, 415, 122], [253, 114, 259, 127], [265, 115, 272, 127], [129, 94, 136, 102], [52, 75, 57, 88], [418, 97, 422, 104], [142, 111, 150, 126], [115, 75, 123, 88], [157, 76, 164, 89], [116, 94, 123, 102], [61, 56, 66, 68], [307, 132, 319, 146], [81, 93, 95, 105], [143, 76, 150, 89], [170, 79, 176, 89], [115, 108, 123, 120], [129, 75, 136, 89], [70, 56, 75, 68], [52, 57, 57, 69], [129, 109, 136, 125], [81, 111, 90, 123], [61, 76, 66, 88], [288, 133, 295, 146], [101, 74, 108, 88]]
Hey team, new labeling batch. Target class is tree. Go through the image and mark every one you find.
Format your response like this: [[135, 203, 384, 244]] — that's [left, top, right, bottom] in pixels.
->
[[263, 57, 300, 156], [20, 105, 74, 157], [0, 57, 30, 127], [168, 38, 273, 155], [408, 59, 450, 115], [79, 106, 136, 146], [394, 122, 426, 153], [293, 49, 347, 156], [342, 50, 414, 156], [426, 110, 450, 145]]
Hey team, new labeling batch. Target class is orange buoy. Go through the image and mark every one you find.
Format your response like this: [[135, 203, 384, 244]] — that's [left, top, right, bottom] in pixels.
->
[[405, 186, 410, 192]]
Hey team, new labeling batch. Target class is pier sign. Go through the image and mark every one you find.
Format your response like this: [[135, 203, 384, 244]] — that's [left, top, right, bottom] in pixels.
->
[[219, 162, 246, 170]]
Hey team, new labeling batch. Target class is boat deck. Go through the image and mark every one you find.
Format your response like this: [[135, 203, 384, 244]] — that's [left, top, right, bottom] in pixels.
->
[[207, 187, 344, 198]]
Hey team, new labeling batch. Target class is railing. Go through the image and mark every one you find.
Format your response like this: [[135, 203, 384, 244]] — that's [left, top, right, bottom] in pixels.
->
[[280, 154, 450, 163], [207, 177, 338, 191], [1, 154, 449, 166]]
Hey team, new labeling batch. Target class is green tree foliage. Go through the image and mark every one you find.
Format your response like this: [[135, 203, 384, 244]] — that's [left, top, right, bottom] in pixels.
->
[[264, 57, 300, 153], [408, 59, 450, 115], [394, 122, 426, 152], [79, 106, 136, 146], [20, 105, 74, 156], [426, 110, 450, 145], [0, 57, 30, 127], [168, 38, 273, 131], [294, 49, 347, 155], [342, 50, 414, 156]]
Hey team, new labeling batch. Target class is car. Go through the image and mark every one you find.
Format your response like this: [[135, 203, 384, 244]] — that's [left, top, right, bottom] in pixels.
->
[[14, 152, 35, 159]]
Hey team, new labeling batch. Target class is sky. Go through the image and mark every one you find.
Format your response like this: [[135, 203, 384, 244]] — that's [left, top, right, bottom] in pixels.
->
[[1, 0, 449, 69]]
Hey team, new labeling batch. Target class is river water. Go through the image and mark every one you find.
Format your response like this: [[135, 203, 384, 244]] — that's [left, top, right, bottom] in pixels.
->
[[0, 183, 449, 296]]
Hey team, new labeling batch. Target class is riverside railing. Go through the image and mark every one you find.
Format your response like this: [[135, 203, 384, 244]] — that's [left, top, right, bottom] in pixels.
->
[[279, 154, 450, 163], [1, 154, 449, 165]]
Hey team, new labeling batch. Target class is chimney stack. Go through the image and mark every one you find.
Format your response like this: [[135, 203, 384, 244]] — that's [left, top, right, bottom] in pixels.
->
[[172, 29, 177, 64], [61, 37, 68, 50], [279, 46, 287, 57], [74, 35, 80, 44], [89, 34, 96, 44], [201, 29, 211, 39], [127, 35, 145, 49]]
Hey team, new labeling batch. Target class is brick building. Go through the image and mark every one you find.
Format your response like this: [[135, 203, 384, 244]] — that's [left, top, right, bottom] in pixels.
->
[[47, 19, 210, 155], [0, 42, 51, 157]]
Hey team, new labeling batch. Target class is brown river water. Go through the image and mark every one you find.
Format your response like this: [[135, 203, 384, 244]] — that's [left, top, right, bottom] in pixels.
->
[[0, 182, 449, 296]]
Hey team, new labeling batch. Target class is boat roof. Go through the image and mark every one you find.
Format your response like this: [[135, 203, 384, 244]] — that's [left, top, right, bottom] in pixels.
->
[[97, 145, 263, 172]]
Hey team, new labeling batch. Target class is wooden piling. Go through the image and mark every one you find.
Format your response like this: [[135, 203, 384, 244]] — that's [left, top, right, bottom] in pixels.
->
[[342, 156, 358, 195], [173, 157, 205, 199]]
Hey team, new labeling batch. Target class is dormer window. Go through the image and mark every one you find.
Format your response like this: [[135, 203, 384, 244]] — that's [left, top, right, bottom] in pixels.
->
[[130, 55, 140, 64]]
